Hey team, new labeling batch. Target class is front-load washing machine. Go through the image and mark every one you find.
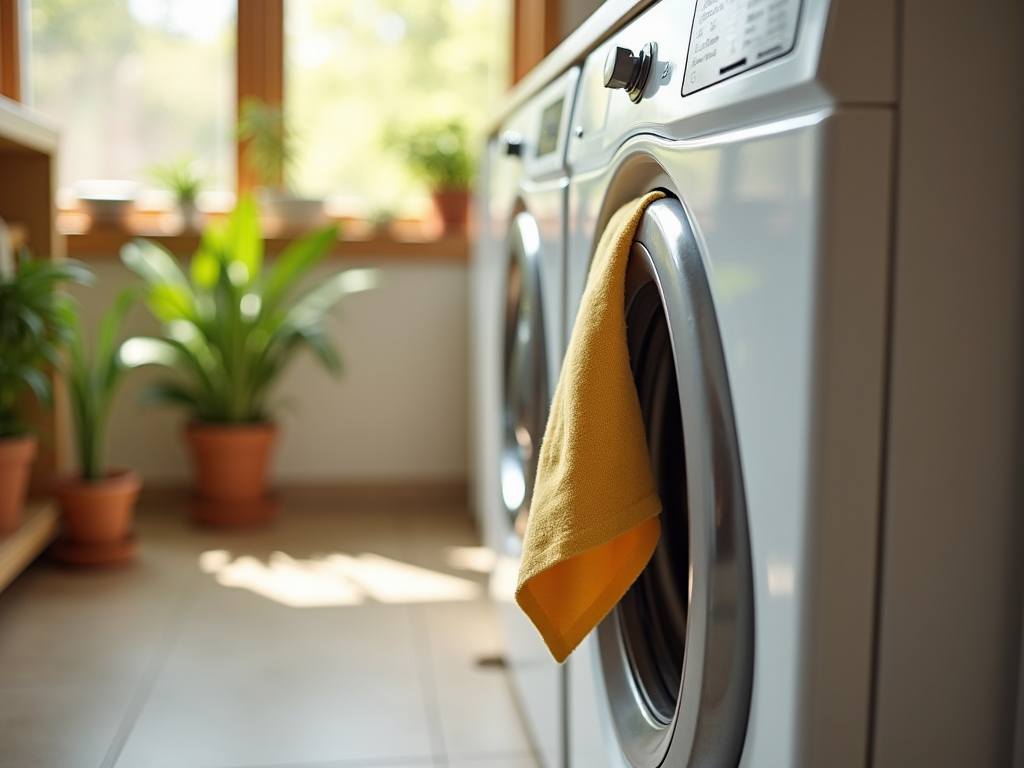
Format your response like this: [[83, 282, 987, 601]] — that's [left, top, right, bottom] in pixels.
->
[[472, 68, 580, 768], [551, 1, 1023, 767], [477, 0, 1021, 766]]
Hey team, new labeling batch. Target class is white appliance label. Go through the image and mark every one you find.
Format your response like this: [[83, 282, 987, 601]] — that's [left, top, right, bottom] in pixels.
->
[[682, 0, 801, 95]]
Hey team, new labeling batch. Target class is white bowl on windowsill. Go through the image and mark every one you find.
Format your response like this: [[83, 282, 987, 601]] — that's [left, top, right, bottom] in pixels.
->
[[72, 180, 140, 224], [256, 188, 326, 236]]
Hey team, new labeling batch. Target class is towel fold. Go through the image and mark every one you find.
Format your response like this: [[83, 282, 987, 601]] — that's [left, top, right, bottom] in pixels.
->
[[515, 192, 665, 663]]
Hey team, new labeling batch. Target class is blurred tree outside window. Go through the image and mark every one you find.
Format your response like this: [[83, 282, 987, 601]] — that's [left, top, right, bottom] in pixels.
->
[[29, 0, 235, 197], [285, 0, 508, 218]]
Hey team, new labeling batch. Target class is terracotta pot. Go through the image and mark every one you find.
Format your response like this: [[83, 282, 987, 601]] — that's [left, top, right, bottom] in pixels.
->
[[54, 467, 141, 544], [184, 422, 279, 527], [185, 422, 277, 501], [0, 435, 37, 535], [432, 188, 470, 234]]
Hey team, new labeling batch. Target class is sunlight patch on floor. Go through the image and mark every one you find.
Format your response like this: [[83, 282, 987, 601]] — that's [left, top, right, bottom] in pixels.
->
[[445, 545, 497, 574], [199, 549, 484, 608]]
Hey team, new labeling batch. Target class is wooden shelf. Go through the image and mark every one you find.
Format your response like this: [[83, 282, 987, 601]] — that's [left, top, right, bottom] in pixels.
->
[[0, 96, 68, 512], [0, 96, 58, 155], [0, 96, 62, 260], [0, 500, 60, 593]]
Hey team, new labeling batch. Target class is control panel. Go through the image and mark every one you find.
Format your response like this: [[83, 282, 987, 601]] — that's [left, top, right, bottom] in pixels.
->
[[683, 0, 801, 95]]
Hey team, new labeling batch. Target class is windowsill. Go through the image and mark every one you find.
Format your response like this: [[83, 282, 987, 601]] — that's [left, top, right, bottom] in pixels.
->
[[64, 223, 470, 263]]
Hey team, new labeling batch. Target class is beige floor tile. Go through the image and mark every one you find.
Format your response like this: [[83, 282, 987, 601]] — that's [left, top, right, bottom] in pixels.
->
[[138, 503, 411, 567], [0, 501, 537, 768], [416, 601, 534, 757], [0, 555, 197, 688], [0, 681, 138, 768], [115, 573, 438, 767]]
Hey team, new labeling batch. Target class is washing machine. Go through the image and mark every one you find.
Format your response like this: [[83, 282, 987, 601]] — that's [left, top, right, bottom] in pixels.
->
[[476, 1, 1021, 766], [471, 68, 580, 768], [551, 0, 1024, 767]]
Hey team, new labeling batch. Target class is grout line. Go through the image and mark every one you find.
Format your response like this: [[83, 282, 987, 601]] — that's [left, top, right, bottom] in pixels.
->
[[442, 748, 541, 762], [398, 502, 450, 768], [98, 572, 204, 768], [409, 603, 450, 768], [865, 1, 905, 765], [210, 755, 439, 768]]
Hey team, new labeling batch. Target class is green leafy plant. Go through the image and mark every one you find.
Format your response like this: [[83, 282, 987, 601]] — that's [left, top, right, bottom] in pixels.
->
[[120, 195, 380, 424], [146, 155, 205, 205], [388, 119, 476, 192], [237, 96, 292, 191], [0, 249, 91, 438], [366, 201, 397, 233], [59, 288, 149, 481]]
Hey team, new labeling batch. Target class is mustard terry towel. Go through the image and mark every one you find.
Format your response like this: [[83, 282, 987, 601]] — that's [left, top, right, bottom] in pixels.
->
[[515, 192, 665, 663]]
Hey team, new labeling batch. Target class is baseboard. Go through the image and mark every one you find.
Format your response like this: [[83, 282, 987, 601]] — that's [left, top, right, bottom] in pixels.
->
[[137, 478, 469, 509]]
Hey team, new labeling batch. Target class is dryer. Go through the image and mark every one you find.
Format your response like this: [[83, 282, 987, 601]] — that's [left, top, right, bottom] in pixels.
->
[[472, 69, 580, 768], [558, 1, 1024, 767]]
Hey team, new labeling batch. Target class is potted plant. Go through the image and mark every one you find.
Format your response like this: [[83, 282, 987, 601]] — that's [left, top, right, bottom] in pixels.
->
[[147, 155, 205, 232], [0, 231, 90, 534], [237, 96, 323, 232], [389, 119, 476, 234], [120, 195, 380, 526], [53, 288, 149, 565]]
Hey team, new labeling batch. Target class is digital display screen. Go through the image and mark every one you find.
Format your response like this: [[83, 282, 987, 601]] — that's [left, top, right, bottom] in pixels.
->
[[537, 98, 564, 157]]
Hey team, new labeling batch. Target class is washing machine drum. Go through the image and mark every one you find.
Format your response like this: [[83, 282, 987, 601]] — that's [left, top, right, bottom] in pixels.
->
[[597, 197, 755, 768]]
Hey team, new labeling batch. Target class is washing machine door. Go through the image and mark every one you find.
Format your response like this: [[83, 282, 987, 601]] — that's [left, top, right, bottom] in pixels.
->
[[501, 211, 549, 536], [499, 209, 566, 768], [596, 197, 754, 768]]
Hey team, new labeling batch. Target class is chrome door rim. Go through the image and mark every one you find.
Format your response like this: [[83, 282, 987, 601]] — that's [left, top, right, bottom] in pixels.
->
[[597, 196, 754, 768], [501, 211, 549, 538]]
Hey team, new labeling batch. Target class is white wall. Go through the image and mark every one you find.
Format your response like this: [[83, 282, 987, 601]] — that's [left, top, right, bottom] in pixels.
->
[[69, 257, 468, 486]]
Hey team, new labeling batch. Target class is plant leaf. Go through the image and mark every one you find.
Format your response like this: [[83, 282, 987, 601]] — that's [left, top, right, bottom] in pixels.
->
[[294, 326, 342, 374], [148, 284, 197, 323], [261, 224, 338, 312], [140, 379, 200, 410], [190, 244, 220, 290], [19, 364, 53, 409], [118, 336, 180, 369], [95, 289, 138, 383], [283, 267, 382, 330], [223, 194, 263, 285], [121, 239, 190, 288]]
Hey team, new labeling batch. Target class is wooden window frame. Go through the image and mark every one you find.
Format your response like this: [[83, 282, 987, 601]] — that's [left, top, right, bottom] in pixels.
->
[[236, 0, 283, 193], [0, 0, 22, 102], [511, 0, 560, 84]]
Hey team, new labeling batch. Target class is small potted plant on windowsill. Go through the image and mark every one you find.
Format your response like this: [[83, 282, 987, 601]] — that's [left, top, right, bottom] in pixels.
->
[[120, 195, 380, 526], [388, 119, 476, 235], [0, 228, 90, 534], [147, 155, 205, 233], [237, 96, 324, 234], [53, 288, 150, 566]]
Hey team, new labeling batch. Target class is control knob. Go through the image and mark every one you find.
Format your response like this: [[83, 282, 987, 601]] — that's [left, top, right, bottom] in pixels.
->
[[603, 43, 655, 104], [502, 130, 523, 157]]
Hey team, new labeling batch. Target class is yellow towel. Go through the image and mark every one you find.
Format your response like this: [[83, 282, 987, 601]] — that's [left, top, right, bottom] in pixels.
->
[[515, 192, 664, 663]]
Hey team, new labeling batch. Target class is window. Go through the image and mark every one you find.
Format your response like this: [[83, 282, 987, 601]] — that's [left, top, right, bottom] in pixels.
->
[[28, 0, 508, 228], [30, 0, 235, 196], [285, 0, 508, 216]]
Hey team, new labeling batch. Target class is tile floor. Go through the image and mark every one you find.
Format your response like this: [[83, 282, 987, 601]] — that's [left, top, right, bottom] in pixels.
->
[[0, 497, 539, 768]]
